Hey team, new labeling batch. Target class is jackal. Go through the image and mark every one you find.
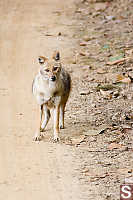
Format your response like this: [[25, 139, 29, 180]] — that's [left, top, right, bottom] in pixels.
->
[[32, 51, 71, 141]]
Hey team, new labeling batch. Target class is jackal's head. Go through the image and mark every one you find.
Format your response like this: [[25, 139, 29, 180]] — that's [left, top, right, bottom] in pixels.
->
[[38, 51, 61, 82]]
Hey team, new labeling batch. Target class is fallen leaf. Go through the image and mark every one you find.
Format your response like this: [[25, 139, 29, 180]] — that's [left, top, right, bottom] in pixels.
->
[[83, 36, 95, 42], [85, 125, 108, 136], [71, 135, 86, 145], [108, 142, 122, 150], [105, 15, 115, 21], [75, 8, 82, 13], [79, 52, 86, 56], [96, 84, 116, 91], [79, 42, 87, 46], [85, 130, 100, 136], [117, 168, 132, 175], [125, 177, 133, 183], [116, 74, 125, 81], [113, 91, 119, 98], [90, 172, 109, 182], [122, 128, 133, 134], [107, 57, 130, 65], [125, 49, 133, 56], [109, 54, 124, 62], [45, 33, 54, 36], [102, 44, 110, 50], [116, 74, 131, 84], [100, 89, 112, 99], [120, 77, 131, 84], [80, 91, 90, 95], [92, 12, 101, 17], [81, 65, 91, 70], [94, 3, 107, 11], [131, 116, 133, 120], [72, 59, 77, 64], [97, 68, 107, 74], [82, 168, 89, 173]]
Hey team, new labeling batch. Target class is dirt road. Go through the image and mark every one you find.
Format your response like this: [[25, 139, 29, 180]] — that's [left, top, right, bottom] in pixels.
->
[[0, 0, 83, 199]]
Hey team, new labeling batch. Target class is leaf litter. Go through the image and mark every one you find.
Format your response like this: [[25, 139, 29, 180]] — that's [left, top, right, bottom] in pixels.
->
[[65, 0, 133, 198]]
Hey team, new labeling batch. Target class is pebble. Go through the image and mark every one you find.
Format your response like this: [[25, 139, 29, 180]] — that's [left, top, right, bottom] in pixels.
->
[[105, 16, 116, 21]]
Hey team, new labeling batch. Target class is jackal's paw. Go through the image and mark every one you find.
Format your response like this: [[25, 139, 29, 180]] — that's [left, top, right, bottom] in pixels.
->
[[53, 135, 60, 143], [33, 131, 44, 141], [40, 127, 45, 132], [60, 125, 64, 129]]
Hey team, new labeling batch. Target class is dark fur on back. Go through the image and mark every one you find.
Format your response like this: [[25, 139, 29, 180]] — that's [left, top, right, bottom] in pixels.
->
[[61, 68, 71, 94]]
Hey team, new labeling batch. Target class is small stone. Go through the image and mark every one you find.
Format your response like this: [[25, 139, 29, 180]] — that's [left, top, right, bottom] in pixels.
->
[[72, 60, 76, 64], [125, 177, 133, 183], [80, 91, 90, 95], [79, 42, 87, 46], [83, 36, 95, 42], [97, 68, 107, 74], [81, 65, 91, 70], [58, 32, 61, 36], [95, 3, 107, 12], [113, 91, 119, 98], [105, 16, 116, 21], [79, 52, 86, 56]]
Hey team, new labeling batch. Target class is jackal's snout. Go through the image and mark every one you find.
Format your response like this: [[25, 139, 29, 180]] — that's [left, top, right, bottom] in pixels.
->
[[50, 75, 56, 82]]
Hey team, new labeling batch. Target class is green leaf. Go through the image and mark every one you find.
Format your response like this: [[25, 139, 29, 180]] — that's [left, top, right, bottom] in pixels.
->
[[109, 54, 124, 62]]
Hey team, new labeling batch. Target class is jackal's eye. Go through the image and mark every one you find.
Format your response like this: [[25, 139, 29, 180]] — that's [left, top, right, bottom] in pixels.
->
[[45, 69, 49, 72], [53, 66, 58, 71]]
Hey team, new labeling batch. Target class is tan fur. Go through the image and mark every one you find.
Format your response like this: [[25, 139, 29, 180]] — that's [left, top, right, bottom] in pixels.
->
[[32, 51, 71, 141]]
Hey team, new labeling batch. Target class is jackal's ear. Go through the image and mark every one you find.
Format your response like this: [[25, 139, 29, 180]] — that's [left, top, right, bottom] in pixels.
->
[[52, 51, 60, 61], [38, 56, 48, 64]]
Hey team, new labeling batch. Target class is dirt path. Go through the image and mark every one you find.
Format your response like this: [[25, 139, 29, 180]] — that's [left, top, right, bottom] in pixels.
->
[[0, 0, 83, 199]]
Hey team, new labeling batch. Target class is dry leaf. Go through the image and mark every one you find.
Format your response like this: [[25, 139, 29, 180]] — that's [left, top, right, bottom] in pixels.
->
[[71, 135, 86, 145], [85, 126, 108, 136], [107, 57, 130, 65], [83, 36, 95, 42], [80, 90, 90, 95], [100, 89, 112, 99], [116, 74, 131, 84], [79, 52, 86, 56], [79, 42, 87, 46], [116, 74, 125, 81], [108, 142, 122, 150], [97, 68, 107, 74], [131, 116, 133, 120], [94, 3, 107, 11], [81, 65, 91, 70], [90, 172, 109, 182], [126, 49, 133, 56], [117, 168, 132, 175], [125, 177, 133, 183], [82, 168, 90, 173], [120, 77, 131, 84], [122, 128, 133, 134]]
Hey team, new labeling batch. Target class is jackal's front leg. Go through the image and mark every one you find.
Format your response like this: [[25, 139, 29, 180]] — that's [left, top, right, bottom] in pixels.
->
[[59, 104, 66, 129], [41, 105, 51, 131], [34, 105, 44, 141], [53, 105, 60, 142]]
